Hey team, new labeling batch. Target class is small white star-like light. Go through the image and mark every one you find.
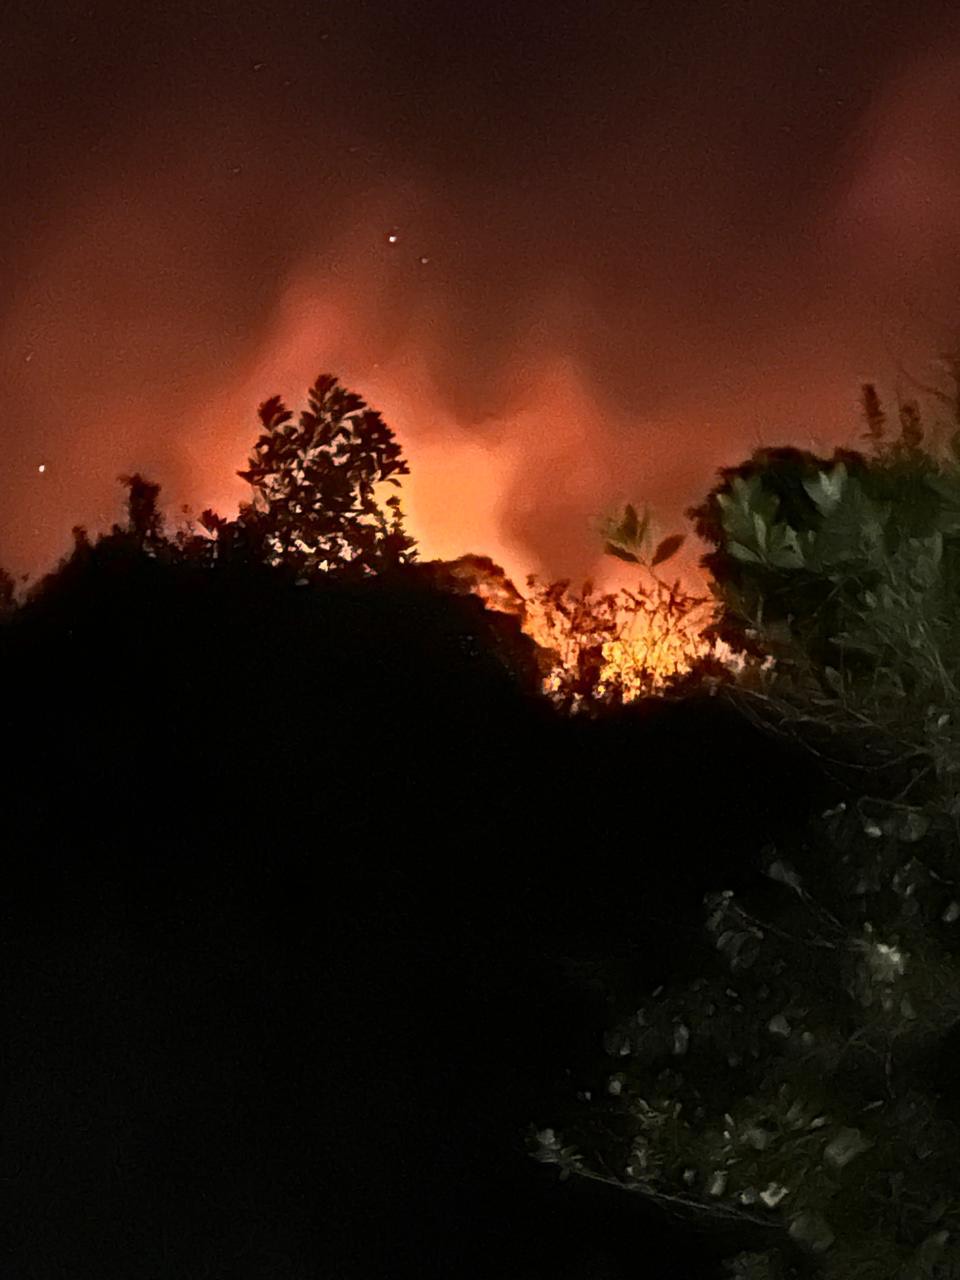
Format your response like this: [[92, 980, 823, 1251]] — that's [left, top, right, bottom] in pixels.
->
[[386, 232, 398, 244], [37, 463, 46, 473], [418, 255, 429, 264]]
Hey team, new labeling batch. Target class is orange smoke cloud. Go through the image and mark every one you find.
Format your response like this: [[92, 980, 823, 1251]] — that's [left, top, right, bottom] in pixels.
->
[[180, 255, 712, 597], [5, 28, 960, 598]]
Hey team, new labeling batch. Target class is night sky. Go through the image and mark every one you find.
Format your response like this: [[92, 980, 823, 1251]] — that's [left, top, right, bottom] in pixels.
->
[[4, 0, 960, 587]]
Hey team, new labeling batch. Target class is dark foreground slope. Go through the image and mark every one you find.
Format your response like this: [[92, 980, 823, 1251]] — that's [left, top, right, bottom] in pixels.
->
[[0, 545, 829, 1278]]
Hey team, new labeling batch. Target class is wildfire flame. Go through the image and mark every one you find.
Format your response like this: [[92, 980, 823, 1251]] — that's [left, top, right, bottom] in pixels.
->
[[428, 552, 727, 709]]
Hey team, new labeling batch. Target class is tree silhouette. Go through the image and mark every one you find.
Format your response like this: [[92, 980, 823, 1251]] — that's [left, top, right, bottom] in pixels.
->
[[117, 473, 165, 551], [236, 373, 417, 578]]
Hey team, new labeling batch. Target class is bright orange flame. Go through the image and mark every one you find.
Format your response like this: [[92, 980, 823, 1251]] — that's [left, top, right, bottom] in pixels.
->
[[510, 571, 723, 710]]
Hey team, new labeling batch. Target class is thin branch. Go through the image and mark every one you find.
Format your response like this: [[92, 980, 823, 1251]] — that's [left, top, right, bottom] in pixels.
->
[[565, 1162, 780, 1231]]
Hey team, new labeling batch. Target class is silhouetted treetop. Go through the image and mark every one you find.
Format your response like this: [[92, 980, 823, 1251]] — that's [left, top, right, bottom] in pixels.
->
[[117, 472, 165, 550], [235, 372, 417, 579]]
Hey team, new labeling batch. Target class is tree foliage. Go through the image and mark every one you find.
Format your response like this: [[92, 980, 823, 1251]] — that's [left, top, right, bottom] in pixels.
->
[[530, 781, 960, 1278], [115, 473, 166, 551], [532, 368, 960, 1279], [235, 372, 417, 578], [686, 393, 960, 714]]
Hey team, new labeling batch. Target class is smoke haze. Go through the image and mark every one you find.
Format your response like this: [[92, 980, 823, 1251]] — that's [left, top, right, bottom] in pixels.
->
[[4, 0, 960, 588]]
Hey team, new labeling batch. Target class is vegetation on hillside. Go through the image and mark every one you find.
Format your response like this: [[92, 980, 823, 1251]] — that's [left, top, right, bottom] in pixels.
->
[[7, 358, 960, 1277], [0, 370, 821, 1279], [531, 360, 960, 1279]]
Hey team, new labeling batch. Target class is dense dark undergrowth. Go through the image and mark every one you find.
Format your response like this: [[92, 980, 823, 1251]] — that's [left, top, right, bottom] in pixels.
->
[[0, 544, 831, 1278]]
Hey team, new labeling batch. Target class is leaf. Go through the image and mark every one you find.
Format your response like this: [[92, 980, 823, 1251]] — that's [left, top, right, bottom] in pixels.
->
[[257, 395, 293, 430], [768, 547, 804, 569], [822, 1126, 873, 1169], [198, 508, 224, 534], [604, 542, 639, 564], [729, 541, 762, 563], [752, 512, 768, 551], [622, 503, 639, 542], [788, 1212, 835, 1255], [802, 463, 847, 513], [898, 810, 930, 843], [651, 533, 685, 566], [766, 522, 804, 569], [765, 859, 803, 894]]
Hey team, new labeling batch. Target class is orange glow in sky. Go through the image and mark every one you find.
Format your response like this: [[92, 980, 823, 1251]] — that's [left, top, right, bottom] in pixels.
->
[[4, 34, 960, 595]]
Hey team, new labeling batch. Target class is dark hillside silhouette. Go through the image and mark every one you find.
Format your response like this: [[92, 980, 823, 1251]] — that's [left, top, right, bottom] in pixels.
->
[[0, 531, 832, 1277]]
